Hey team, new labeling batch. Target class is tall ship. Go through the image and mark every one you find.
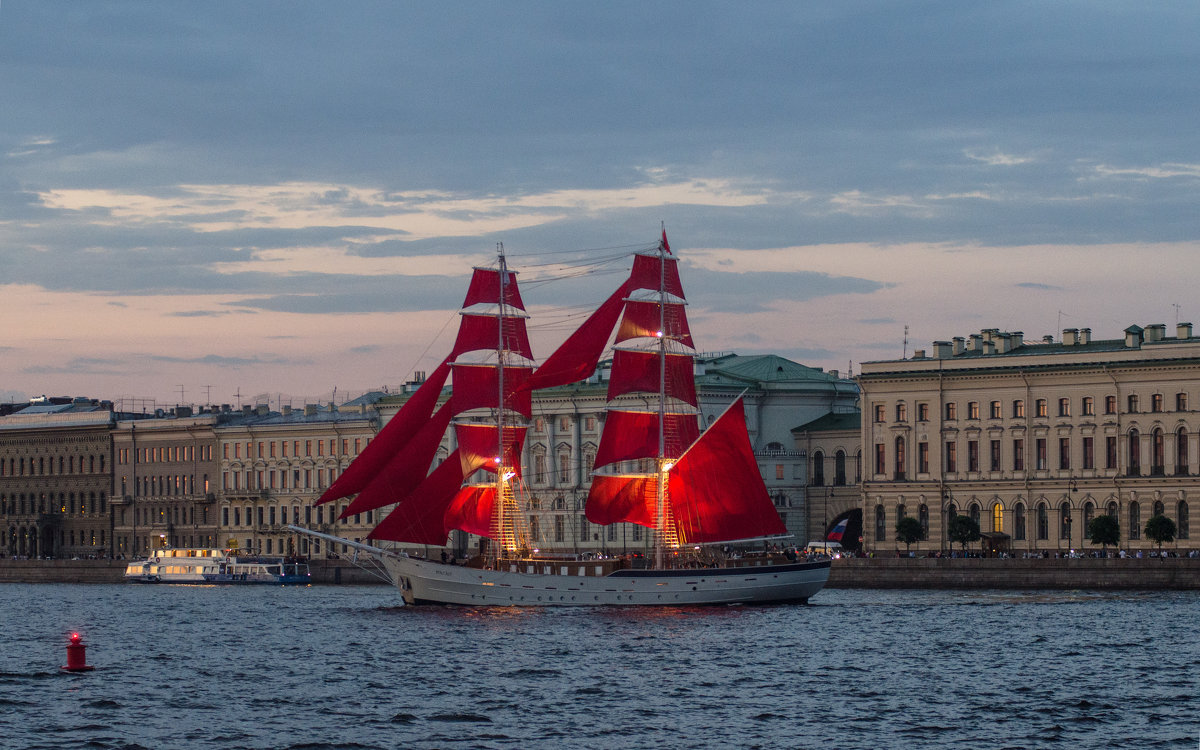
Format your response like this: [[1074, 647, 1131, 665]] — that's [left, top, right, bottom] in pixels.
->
[[293, 232, 830, 605]]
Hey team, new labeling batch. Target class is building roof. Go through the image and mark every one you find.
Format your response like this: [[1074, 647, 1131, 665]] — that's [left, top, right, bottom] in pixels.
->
[[791, 411, 861, 435], [697, 354, 845, 386]]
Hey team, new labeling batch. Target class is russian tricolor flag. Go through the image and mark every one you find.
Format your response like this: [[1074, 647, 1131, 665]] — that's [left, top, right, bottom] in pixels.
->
[[827, 517, 849, 542]]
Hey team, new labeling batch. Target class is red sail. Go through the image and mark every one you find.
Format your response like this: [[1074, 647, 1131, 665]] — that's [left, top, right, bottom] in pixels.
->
[[339, 400, 454, 518], [444, 485, 497, 538], [606, 349, 697, 406], [525, 280, 630, 391], [453, 314, 533, 360], [463, 267, 526, 310], [317, 358, 450, 506], [454, 423, 528, 475], [367, 449, 471, 545], [451, 363, 532, 417], [615, 300, 694, 348], [585, 474, 656, 527], [593, 410, 700, 468], [629, 252, 683, 297], [666, 398, 786, 544]]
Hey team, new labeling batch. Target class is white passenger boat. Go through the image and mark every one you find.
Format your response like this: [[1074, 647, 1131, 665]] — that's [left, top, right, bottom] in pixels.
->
[[124, 548, 311, 585], [297, 231, 830, 606]]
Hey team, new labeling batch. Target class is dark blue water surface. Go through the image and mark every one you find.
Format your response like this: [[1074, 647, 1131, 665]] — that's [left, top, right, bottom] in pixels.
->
[[1, 584, 1196, 749]]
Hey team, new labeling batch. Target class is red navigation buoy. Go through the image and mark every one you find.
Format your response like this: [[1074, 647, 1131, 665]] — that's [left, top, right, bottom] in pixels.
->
[[61, 632, 95, 673]]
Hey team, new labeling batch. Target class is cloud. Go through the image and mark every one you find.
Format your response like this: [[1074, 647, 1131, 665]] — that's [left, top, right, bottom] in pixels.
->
[[148, 354, 294, 367], [965, 150, 1035, 166], [23, 357, 128, 376], [858, 318, 897, 325], [1016, 282, 1063, 291], [1093, 163, 1200, 180]]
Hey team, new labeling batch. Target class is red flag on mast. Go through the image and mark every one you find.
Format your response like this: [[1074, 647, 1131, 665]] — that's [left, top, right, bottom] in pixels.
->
[[660, 227, 671, 254]]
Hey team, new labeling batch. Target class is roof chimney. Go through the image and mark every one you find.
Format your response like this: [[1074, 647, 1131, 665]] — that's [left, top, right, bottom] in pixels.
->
[[304, 404, 318, 416], [968, 333, 982, 351], [256, 404, 269, 416], [242, 405, 253, 415], [1079, 328, 1091, 345], [1043, 335, 1054, 344], [282, 405, 292, 416], [952, 337, 965, 355], [1146, 324, 1166, 342], [1011, 331, 1023, 348], [1178, 322, 1193, 340], [933, 341, 953, 359], [1124, 325, 1144, 348], [911, 350, 925, 360], [1063, 328, 1078, 346]]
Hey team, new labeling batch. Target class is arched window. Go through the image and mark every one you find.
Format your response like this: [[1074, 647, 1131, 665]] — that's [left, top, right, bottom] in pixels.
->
[[1014, 503, 1026, 541], [1060, 501, 1072, 540], [528, 515, 540, 542], [554, 515, 565, 543], [811, 451, 825, 486], [1083, 501, 1095, 533], [894, 437, 906, 480], [834, 451, 847, 486], [1128, 429, 1140, 475], [1129, 502, 1141, 540], [969, 503, 980, 526], [1179, 501, 1190, 540], [1037, 503, 1048, 540], [1152, 429, 1165, 475], [992, 503, 1003, 534], [1107, 501, 1118, 517], [1153, 499, 1165, 517], [918, 504, 929, 540], [1177, 429, 1189, 475], [897, 503, 906, 519], [875, 505, 886, 542]]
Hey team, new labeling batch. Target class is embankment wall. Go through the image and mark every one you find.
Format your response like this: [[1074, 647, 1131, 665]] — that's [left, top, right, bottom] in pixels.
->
[[827, 557, 1200, 590]]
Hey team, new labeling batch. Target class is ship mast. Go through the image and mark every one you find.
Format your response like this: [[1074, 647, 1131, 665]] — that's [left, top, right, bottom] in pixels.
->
[[655, 232, 668, 570], [496, 243, 510, 560]]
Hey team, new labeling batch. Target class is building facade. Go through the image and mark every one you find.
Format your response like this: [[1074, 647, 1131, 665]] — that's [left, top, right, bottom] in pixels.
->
[[0, 399, 116, 558], [859, 324, 1199, 555], [792, 412, 863, 547], [111, 410, 220, 557]]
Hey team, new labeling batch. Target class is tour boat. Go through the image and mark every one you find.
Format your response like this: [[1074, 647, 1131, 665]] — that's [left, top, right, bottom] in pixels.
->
[[296, 231, 830, 605], [124, 548, 311, 584]]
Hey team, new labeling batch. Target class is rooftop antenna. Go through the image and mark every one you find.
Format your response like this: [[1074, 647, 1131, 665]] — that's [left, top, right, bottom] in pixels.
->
[[1173, 303, 1181, 327], [177, 385, 186, 404], [902, 324, 909, 359], [234, 388, 241, 406], [203, 385, 212, 405]]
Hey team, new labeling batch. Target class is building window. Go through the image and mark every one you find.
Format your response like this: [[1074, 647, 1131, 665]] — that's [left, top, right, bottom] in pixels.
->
[[873, 444, 884, 477], [1152, 429, 1165, 475], [918, 442, 929, 474], [989, 401, 1001, 419], [775, 464, 785, 480], [1058, 398, 1070, 417], [1104, 395, 1117, 415], [1014, 503, 1026, 541], [834, 451, 847, 485], [1179, 501, 1190, 540], [895, 403, 908, 422], [967, 440, 979, 472], [919, 504, 929, 540], [1059, 438, 1071, 470], [1082, 437, 1094, 470], [855, 450, 862, 483], [813, 451, 826, 485], [917, 403, 930, 422], [945, 402, 957, 420], [945, 441, 957, 472], [873, 404, 886, 423], [894, 437, 906, 480], [1177, 392, 1188, 412], [559, 452, 571, 483], [1178, 428, 1190, 475], [967, 402, 980, 420], [969, 503, 981, 527], [1013, 400, 1025, 418], [1106, 436, 1118, 470], [1082, 397, 1094, 417], [1036, 439, 1047, 471], [1013, 439, 1024, 471], [1036, 399, 1048, 418], [1037, 503, 1048, 540], [1129, 502, 1140, 539], [1127, 395, 1139, 413], [990, 440, 1001, 472], [992, 503, 1003, 533], [1128, 429, 1141, 474], [1059, 502, 1072, 540], [875, 505, 886, 542], [559, 416, 569, 431], [1151, 394, 1164, 413]]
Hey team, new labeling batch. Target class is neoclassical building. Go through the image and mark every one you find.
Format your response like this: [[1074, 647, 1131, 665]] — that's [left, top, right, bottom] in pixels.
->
[[859, 323, 1198, 555], [792, 412, 862, 547], [0, 399, 116, 558]]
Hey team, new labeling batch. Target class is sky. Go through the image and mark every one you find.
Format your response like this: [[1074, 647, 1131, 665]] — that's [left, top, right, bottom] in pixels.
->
[[2, 1, 1199, 409]]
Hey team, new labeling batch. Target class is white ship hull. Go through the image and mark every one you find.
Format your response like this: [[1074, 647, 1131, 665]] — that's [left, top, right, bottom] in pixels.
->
[[382, 554, 830, 606]]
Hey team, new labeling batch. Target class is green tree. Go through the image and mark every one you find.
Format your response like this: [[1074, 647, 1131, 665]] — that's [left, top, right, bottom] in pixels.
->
[[947, 514, 981, 552], [1144, 514, 1177, 554], [895, 516, 923, 555], [1087, 514, 1120, 553]]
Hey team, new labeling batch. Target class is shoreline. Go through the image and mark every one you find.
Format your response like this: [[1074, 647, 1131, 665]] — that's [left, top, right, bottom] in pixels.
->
[[3, 556, 1200, 589]]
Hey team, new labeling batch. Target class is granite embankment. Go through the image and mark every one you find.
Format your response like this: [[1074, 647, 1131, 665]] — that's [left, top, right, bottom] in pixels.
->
[[827, 556, 1200, 590], [0, 558, 385, 585], [4, 556, 1199, 589]]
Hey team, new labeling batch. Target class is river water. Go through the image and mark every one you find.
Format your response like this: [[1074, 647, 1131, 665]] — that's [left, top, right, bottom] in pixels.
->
[[1, 584, 1196, 749]]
